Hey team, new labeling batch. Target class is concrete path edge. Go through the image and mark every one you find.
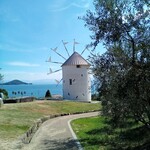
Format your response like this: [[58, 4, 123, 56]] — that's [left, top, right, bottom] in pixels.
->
[[21, 110, 100, 144], [68, 119, 83, 150]]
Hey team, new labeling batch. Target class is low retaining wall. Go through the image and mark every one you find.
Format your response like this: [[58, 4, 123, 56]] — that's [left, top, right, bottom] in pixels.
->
[[3, 97, 34, 104], [21, 110, 99, 144]]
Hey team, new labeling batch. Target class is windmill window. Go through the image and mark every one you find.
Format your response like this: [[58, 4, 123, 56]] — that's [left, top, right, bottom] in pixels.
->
[[76, 65, 81, 68], [69, 79, 72, 85]]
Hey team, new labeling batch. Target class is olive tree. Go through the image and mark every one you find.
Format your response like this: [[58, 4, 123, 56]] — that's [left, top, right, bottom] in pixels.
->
[[83, 0, 150, 127]]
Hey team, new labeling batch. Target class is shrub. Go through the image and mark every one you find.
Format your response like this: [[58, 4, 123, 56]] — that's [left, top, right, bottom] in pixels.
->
[[0, 89, 8, 99], [45, 90, 52, 98]]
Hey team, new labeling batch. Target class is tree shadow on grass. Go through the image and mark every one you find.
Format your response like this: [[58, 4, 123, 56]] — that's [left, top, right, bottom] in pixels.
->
[[119, 126, 150, 142], [79, 126, 116, 149], [81, 125, 150, 150], [119, 126, 150, 150]]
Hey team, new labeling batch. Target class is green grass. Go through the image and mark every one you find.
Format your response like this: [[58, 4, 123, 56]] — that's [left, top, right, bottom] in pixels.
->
[[71, 116, 150, 150], [0, 100, 100, 141]]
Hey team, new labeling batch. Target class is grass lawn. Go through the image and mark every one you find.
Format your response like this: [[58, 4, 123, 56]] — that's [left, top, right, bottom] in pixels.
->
[[71, 116, 150, 150], [0, 100, 100, 141]]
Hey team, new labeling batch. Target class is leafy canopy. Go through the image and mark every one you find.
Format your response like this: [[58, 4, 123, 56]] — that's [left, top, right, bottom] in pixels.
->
[[83, 0, 150, 127]]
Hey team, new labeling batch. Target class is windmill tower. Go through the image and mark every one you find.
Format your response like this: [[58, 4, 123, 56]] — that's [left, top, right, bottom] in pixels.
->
[[62, 52, 91, 102], [47, 40, 91, 102]]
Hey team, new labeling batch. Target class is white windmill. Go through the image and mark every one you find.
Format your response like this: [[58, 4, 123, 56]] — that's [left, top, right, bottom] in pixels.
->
[[47, 40, 91, 102]]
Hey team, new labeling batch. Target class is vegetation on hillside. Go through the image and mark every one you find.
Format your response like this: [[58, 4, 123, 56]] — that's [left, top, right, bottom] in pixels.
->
[[2, 79, 32, 85]]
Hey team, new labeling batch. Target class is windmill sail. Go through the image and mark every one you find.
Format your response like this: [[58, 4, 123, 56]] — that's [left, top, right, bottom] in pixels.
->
[[62, 40, 70, 57], [51, 61, 63, 64], [53, 69, 62, 73], [73, 39, 79, 52], [46, 57, 51, 62], [47, 68, 61, 75], [51, 48, 67, 60], [53, 47, 57, 52], [46, 56, 62, 64], [55, 79, 62, 87], [47, 68, 53, 75], [55, 79, 60, 84], [81, 46, 88, 55], [86, 47, 95, 56]]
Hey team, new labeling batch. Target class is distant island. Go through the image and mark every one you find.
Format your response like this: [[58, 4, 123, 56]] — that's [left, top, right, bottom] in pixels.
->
[[2, 80, 32, 85]]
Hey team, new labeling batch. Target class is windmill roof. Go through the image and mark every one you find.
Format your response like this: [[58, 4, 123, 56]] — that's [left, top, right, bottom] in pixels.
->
[[62, 52, 90, 66]]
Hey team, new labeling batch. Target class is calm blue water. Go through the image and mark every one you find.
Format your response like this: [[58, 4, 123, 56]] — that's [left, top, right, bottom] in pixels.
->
[[0, 84, 62, 98]]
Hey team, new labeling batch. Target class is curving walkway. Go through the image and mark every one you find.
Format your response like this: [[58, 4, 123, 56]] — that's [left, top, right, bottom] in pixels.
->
[[21, 112, 99, 150]]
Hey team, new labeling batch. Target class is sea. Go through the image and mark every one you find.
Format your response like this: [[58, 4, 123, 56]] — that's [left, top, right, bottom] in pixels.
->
[[0, 84, 62, 98]]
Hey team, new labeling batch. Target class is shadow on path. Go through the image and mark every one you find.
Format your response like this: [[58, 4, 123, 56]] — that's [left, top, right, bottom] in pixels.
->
[[41, 138, 78, 150]]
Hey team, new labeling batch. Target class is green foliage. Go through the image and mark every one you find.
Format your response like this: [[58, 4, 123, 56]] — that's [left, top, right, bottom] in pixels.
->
[[0, 89, 8, 99], [83, 0, 150, 63], [71, 116, 150, 149], [45, 89, 52, 98], [83, 0, 150, 128], [91, 93, 100, 101]]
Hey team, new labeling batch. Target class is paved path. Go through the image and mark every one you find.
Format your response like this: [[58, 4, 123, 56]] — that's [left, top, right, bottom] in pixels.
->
[[21, 112, 99, 150]]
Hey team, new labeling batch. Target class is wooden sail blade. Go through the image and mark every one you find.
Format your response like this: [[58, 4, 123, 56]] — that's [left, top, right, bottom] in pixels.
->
[[49, 68, 53, 73], [53, 69, 62, 73], [51, 61, 63, 64], [55, 79, 60, 84], [86, 47, 96, 56], [48, 57, 63, 64], [73, 39, 79, 52], [47, 68, 53, 75], [51, 48, 67, 60], [81, 47, 87, 55], [52, 47, 58, 52], [46, 57, 51, 62], [62, 40, 70, 57], [55, 79, 62, 87], [47, 68, 61, 75]]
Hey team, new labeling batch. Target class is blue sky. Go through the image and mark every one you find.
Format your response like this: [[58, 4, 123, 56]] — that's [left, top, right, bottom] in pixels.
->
[[0, 0, 106, 84]]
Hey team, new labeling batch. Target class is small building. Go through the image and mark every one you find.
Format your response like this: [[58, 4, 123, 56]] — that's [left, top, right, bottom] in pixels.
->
[[62, 52, 91, 102]]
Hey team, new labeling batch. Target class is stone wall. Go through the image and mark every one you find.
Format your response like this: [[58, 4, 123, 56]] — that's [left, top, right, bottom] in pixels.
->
[[3, 97, 34, 103]]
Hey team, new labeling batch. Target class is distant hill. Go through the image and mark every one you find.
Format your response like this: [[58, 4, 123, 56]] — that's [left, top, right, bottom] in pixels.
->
[[2, 80, 32, 85]]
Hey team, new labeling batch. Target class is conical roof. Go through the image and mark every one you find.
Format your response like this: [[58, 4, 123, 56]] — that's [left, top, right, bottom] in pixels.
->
[[62, 52, 90, 66]]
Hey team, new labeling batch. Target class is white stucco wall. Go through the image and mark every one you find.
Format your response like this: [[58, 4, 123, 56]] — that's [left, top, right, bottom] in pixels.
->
[[62, 65, 91, 102]]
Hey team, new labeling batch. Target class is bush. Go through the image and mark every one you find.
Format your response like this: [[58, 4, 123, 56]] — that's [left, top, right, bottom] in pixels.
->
[[0, 89, 8, 99], [92, 93, 100, 101]]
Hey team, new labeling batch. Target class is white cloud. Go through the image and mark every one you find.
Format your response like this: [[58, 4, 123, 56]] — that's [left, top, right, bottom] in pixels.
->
[[7, 61, 40, 67], [0, 43, 49, 53], [49, 1, 91, 12]]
